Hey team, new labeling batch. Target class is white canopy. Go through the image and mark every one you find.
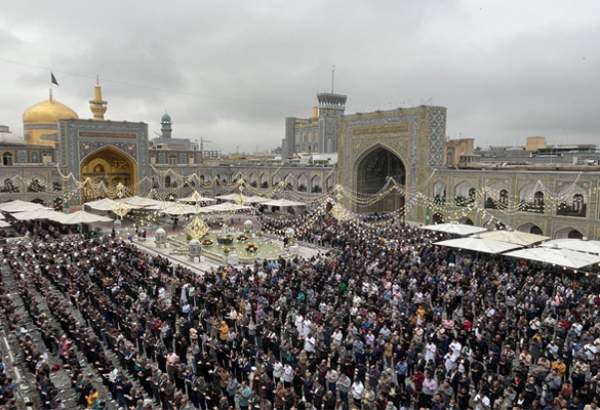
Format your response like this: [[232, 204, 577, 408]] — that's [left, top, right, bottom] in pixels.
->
[[505, 246, 600, 269], [177, 191, 216, 204], [12, 208, 68, 223], [61, 210, 113, 225], [541, 239, 600, 255], [199, 202, 252, 213], [0, 200, 50, 213], [217, 193, 246, 203], [243, 195, 271, 204], [85, 198, 142, 211], [118, 196, 163, 207], [422, 222, 487, 236], [477, 230, 549, 246], [0, 220, 11, 228], [148, 202, 199, 215], [434, 237, 521, 254], [262, 198, 307, 207]]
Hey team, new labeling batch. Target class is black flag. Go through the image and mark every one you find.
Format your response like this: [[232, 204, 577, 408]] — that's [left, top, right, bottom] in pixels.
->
[[50, 72, 58, 86]]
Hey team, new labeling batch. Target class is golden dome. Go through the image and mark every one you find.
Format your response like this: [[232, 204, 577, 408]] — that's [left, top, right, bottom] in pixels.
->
[[23, 98, 78, 124]]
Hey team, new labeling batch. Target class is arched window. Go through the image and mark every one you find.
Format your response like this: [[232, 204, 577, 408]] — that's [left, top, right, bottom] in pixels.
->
[[454, 182, 476, 207], [2, 152, 12, 166], [260, 174, 268, 189], [530, 225, 543, 235], [325, 176, 335, 192], [573, 193, 584, 213], [468, 188, 476, 200], [499, 189, 509, 207], [165, 175, 172, 187], [433, 182, 446, 204], [532, 191, 545, 213], [297, 175, 308, 192], [568, 229, 583, 239], [272, 174, 281, 187], [311, 175, 322, 193]]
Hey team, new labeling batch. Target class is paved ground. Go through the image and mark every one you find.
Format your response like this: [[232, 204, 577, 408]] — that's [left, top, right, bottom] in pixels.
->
[[132, 234, 329, 273]]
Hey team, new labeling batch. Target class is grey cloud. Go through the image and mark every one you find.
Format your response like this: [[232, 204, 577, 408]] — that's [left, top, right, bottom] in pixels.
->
[[1, 1, 600, 151]]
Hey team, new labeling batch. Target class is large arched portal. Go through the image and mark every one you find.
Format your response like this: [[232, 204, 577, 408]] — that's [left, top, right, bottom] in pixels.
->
[[80, 146, 137, 198], [356, 146, 405, 213]]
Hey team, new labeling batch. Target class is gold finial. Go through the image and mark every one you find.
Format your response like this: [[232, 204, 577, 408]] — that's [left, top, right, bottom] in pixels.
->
[[186, 215, 209, 240], [90, 75, 107, 120]]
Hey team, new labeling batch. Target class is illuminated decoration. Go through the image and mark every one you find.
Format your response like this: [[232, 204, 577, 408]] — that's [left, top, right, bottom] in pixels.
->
[[114, 181, 129, 199], [112, 202, 130, 219], [330, 201, 352, 222], [190, 190, 205, 203], [186, 215, 209, 240]]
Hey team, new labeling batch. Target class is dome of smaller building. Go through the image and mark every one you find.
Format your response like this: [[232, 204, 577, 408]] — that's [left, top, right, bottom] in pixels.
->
[[23, 99, 78, 124], [161, 112, 171, 122]]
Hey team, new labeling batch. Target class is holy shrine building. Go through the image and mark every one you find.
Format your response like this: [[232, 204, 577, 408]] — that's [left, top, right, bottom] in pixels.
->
[[2, 81, 600, 240]]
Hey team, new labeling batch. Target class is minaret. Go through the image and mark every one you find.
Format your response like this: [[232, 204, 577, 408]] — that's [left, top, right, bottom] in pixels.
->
[[89, 75, 107, 120], [160, 112, 172, 138]]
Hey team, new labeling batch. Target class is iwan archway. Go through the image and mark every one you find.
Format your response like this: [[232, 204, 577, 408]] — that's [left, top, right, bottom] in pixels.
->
[[355, 145, 406, 213], [80, 145, 137, 197]]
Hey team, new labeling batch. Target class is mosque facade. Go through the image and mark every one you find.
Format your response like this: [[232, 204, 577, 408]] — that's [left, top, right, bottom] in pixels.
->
[[2, 82, 600, 239]]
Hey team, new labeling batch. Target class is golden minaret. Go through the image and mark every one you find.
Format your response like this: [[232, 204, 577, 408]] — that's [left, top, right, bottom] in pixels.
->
[[89, 75, 107, 120]]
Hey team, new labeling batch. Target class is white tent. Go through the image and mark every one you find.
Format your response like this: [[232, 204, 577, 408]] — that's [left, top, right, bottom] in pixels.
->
[[262, 198, 307, 207], [0, 220, 11, 228], [85, 198, 142, 211], [505, 246, 600, 269], [12, 209, 68, 223], [217, 193, 246, 203], [118, 196, 163, 207], [541, 239, 600, 255], [199, 202, 252, 213], [243, 195, 271, 204], [148, 202, 199, 215], [422, 222, 487, 236], [177, 191, 216, 204], [61, 210, 113, 225], [478, 230, 549, 246], [434, 237, 521, 254], [0, 200, 50, 213]]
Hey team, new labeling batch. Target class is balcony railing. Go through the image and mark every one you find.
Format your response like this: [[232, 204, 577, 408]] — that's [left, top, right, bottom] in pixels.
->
[[455, 196, 475, 207], [485, 199, 509, 210], [520, 201, 544, 214], [557, 204, 586, 218]]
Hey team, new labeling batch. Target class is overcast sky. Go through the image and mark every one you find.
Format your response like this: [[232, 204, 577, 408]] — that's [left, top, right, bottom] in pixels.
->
[[1, 0, 600, 152]]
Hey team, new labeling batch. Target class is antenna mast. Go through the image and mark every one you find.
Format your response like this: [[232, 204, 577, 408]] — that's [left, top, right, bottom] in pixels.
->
[[331, 65, 335, 93]]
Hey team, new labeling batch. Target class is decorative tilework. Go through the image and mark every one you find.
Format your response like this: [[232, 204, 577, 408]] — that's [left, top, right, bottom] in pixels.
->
[[427, 107, 447, 167], [80, 141, 138, 159]]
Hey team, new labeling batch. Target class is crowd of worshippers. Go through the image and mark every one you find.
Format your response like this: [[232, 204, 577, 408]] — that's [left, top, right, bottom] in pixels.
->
[[0, 218, 78, 241], [1, 215, 600, 410]]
